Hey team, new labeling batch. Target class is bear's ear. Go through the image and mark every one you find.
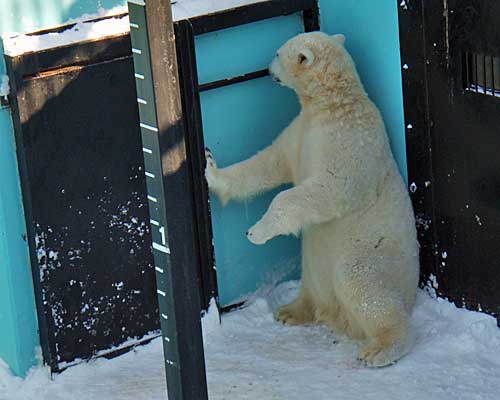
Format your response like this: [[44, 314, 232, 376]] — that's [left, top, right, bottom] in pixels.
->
[[332, 34, 346, 45], [298, 48, 315, 66]]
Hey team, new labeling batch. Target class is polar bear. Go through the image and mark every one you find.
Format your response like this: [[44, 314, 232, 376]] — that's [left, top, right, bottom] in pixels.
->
[[205, 32, 419, 367]]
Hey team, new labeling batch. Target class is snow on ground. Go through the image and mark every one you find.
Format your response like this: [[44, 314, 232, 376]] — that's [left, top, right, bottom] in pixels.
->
[[1, 281, 500, 400], [2, 0, 269, 56]]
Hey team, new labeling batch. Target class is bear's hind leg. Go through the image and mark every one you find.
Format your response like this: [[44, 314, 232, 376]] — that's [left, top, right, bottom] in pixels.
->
[[357, 309, 411, 368], [338, 268, 413, 367], [275, 291, 314, 326]]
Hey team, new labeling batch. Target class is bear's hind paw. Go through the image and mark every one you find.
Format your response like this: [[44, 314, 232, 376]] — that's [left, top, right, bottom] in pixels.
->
[[357, 340, 405, 368], [274, 303, 312, 326]]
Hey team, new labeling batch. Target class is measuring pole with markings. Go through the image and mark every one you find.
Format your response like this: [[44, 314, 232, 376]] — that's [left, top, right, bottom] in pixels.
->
[[127, 0, 209, 399]]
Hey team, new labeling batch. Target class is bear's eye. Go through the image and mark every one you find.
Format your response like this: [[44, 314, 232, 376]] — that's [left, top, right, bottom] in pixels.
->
[[298, 53, 307, 64]]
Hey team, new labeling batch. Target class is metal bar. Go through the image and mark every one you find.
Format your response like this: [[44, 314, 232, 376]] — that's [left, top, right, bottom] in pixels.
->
[[483, 54, 487, 94], [303, 1, 320, 32], [491, 56, 496, 94], [464, 51, 470, 90], [189, 0, 317, 35], [127, 1, 209, 399], [199, 68, 269, 92], [474, 53, 479, 92], [175, 20, 219, 311]]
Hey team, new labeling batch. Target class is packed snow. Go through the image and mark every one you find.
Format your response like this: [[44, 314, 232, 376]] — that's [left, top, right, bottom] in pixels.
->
[[1, 281, 500, 400], [2, 0, 269, 56]]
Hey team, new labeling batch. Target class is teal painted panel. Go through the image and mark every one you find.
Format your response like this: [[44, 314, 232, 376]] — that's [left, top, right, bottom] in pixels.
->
[[319, 0, 408, 181], [202, 78, 302, 306], [195, 14, 303, 85], [0, 69, 39, 377], [198, 16, 305, 306]]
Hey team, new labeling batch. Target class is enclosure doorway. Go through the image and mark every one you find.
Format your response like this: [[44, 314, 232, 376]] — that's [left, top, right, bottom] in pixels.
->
[[400, 0, 500, 318]]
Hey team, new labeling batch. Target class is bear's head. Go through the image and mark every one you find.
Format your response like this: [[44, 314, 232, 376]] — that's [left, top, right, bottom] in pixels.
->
[[269, 32, 358, 100]]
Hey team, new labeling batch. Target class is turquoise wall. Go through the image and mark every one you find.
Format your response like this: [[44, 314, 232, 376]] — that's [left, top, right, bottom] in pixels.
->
[[0, 74, 40, 378], [0, 0, 126, 378], [319, 0, 407, 179], [198, 16, 304, 306]]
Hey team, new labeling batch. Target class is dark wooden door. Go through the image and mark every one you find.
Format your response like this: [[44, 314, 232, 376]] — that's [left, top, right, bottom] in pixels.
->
[[5, 36, 160, 371], [400, 0, 500, 318]]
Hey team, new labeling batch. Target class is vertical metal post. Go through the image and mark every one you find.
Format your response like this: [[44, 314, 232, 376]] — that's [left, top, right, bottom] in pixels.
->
[[483, 54, 487, 94], [303, 1, 320, 32], [474, 53, 479, 92], [491, 56, 495, 94], [127, 1, 209, 399], [175, 20, 219, 312]]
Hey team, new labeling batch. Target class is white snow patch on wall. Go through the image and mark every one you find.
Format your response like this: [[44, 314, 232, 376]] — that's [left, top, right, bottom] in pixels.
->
[[0, 75, 9, 99]]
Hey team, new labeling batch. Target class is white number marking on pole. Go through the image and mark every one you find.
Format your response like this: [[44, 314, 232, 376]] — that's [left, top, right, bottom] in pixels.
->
[[159, 226, 166, 245]]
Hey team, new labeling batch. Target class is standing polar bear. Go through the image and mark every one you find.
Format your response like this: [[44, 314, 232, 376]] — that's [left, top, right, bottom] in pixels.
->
[[206, 32, 419, 367]]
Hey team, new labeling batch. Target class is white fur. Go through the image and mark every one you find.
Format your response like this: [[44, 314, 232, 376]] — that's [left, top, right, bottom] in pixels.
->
[[206, 32, 419, 367]]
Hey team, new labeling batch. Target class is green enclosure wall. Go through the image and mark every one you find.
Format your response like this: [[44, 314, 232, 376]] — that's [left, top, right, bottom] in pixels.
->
[[0, 0, 406, 376]]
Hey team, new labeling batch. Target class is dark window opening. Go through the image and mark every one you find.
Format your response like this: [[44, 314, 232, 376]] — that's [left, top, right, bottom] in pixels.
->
[[464, 51, 500, 97]]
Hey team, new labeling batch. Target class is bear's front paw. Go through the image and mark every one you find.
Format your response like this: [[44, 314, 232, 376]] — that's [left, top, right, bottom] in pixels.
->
[[246, 218, 278, 245], [204, 148, 218, 189], [205, 149, 230, 206]]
